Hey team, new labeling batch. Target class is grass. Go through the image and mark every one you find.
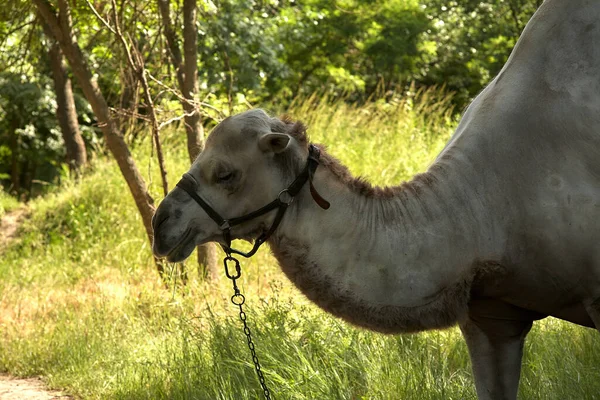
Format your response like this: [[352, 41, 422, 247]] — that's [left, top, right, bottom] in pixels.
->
[[0, 188, 20, 219], [0, 91, 599, 399]]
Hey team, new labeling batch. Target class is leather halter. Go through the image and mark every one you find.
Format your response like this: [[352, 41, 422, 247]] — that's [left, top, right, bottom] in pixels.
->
[[175, 144, 330, 258]]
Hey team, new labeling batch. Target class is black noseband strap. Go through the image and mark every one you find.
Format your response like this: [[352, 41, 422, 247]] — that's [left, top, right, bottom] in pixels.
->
[[175, 144, 329, 258], [176, 174, 229, 229]]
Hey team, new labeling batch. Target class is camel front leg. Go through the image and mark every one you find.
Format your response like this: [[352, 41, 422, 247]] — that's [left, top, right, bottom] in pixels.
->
[[460, 299, 535, 400]]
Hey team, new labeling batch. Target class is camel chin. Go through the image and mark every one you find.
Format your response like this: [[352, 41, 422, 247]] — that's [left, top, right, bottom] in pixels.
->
[[165, 233, 198, 263]]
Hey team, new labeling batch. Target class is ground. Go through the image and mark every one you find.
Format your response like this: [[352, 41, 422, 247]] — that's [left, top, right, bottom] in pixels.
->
[[0, 375, 71, 400], [0, 208, 26, 249]]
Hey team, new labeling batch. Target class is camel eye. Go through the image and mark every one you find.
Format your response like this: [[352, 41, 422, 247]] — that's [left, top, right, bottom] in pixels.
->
[[216, 171, 235, 184]]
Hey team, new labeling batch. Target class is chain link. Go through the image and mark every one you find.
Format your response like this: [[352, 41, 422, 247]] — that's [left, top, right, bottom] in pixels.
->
[[224, 254, 272, 400]]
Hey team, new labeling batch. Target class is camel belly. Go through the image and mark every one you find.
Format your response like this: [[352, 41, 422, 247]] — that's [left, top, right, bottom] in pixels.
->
[[548, 302, 595, 328], [470, 259, 598, 328], [469, 291, 595, 328]]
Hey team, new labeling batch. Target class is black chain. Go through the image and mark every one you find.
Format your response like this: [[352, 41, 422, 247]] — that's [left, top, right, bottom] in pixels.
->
[[224, 255, 272, 400]]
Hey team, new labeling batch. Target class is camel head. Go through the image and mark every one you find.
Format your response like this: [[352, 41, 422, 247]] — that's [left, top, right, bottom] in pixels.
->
[[152, 109, 310, 262]]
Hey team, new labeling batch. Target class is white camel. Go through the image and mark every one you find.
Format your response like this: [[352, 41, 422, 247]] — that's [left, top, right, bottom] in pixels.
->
[[152, 0, 600, 398]]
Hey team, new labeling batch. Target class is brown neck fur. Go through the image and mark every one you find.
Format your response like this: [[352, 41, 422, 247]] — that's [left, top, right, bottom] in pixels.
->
[[278, 116, 442, 201], [315, 143, 445, 200], [267, 132, 474, 333], [269, 235, 474, 334]]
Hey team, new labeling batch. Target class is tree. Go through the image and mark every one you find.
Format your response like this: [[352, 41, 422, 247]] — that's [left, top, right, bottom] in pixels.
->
[[158, 0, 218, 279], [33, 0, 159, 267], [45, 32, 87, 175]]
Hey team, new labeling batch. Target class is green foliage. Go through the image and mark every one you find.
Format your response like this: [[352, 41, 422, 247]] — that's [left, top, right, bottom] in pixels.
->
[[0, 73, 65, 195], [197, 0, 286, 99], [192, 0, 540, 106], [420, 0, 541, 105], [196, 0, 430, 102], [1, 96, 599, 399]]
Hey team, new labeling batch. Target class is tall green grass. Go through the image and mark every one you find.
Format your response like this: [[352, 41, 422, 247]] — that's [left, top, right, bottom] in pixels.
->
[[0, 92, 598, 399]]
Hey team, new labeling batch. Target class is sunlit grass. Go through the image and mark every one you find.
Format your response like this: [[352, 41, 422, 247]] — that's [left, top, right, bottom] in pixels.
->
[[0, 93, 598, 399], [0, 188, 20, 218]]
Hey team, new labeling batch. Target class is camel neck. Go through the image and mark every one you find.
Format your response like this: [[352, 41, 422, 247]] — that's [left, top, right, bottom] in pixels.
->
[[268, 146, 499, 333]]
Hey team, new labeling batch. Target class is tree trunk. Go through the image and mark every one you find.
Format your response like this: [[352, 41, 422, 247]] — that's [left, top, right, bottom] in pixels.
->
[[9, 125, 20, 194], [157, 0, 185, 90], [159, 0, 218, 279], [47, 40, 87, 176], [182, 0, 204, 163], [34, 0, 157, 252], [118, 65, 139, 139], [182, 0, 218, 279], [25, 160, 37, 200]]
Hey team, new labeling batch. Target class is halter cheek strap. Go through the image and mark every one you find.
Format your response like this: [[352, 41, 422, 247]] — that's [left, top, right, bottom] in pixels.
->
[[175, 144, 329, 258]]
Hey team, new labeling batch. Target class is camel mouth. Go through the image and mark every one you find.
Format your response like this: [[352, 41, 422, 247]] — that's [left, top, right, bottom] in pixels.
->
[[164, 229, 228, 262], [165, 228, 195, 262]]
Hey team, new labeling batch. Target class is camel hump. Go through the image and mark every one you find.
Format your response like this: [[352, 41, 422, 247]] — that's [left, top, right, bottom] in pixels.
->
[[495, 0, 600, 112]]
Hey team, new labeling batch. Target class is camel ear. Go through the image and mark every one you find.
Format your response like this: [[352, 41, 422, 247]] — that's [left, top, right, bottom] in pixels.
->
[[258, 132, 291, 153]]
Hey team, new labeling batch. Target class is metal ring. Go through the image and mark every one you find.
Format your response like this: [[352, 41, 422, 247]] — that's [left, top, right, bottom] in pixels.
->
[[231, 293, 245, 305], [278, 189, 294, 205]]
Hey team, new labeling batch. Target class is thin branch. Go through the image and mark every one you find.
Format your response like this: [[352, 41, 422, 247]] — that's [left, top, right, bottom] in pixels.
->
[[157, 0, 184, 88], [108, 0, 169, 197], [2, 21, 36, 72], [147, 72, 188, 101], [146, 72, 225, 118], [0, 19, 36, 41], [158, 110, 197, 130], [84, 0, 116, 35], [109, 0, 138, 73], [109, 107, 151, 122], [222, 50, 234, 115]]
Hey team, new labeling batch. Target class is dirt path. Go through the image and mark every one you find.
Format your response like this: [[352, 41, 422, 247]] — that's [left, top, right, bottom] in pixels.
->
[[0, 375, 72, 399], [0, 207, 27, 249]]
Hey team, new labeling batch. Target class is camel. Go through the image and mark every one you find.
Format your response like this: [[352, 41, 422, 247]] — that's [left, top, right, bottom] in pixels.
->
[[152, 0, 600, 398]]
